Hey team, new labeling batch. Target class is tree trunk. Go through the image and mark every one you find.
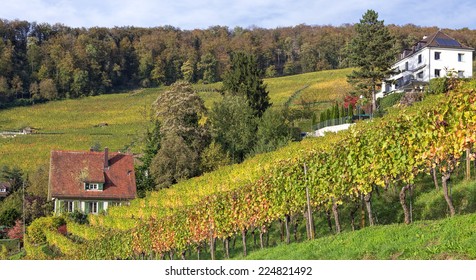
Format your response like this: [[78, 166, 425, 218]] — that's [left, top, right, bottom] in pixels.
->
[[169, 250, 174, 260], [364, 192, 374, 226], [431, 167, 439, 189], [360, 194, 366, 228], [372, 79, 376, 114], [325, 210, 333, 232], [442, 173, 456, 217], [209, 234, 215, 260], [279, 219, 284, 242], [197, 246, 200, 260], [181, 251, 186, 260], [284, 215, 291, 244], [242, 229, 247, 257], [293, 217, 299, 241], [350, 203, 358, 231], [466, 148, 471, 180], [400, 184, 411, 224], [224, 237, 230, 259], [332, 201, 341, 234], [259, 225, 266, 249]]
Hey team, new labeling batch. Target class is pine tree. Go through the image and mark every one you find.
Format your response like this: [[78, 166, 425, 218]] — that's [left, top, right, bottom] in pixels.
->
[[346, 10, 397, 114], [222, 52, 271, 118]]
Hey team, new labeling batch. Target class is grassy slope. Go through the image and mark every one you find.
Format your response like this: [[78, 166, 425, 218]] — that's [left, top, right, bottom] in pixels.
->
[[243, 212, 476, 260], [0, 69, 351, 173]]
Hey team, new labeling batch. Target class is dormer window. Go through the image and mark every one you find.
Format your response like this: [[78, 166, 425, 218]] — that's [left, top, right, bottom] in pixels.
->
[[0, 187, 6, 192], [84, 182, 103, 191]]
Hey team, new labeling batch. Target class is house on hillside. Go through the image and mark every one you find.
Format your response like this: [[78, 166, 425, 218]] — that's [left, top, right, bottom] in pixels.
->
[[377, 31, 474, 98], [48, 148, 136, 215], [0, 182, 11, 199]]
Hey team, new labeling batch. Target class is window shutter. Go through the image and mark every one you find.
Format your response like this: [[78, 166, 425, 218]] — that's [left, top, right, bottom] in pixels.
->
[[85, 202, 90, 214], [98, 201, 104, 212], [98, 183, 103, 191], [74, 201, 79, 212]]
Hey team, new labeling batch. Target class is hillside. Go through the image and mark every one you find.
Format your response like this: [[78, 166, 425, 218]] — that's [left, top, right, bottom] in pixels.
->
[[0, 69, 351, 172], [243, 212, 476, 260], [16, 79, 476, 260]]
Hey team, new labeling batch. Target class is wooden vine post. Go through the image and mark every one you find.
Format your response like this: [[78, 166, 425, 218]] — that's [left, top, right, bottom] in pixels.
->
[[304, 163, 314, 239]]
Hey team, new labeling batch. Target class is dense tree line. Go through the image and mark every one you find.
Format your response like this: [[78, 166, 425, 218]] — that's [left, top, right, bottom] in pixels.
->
[[1, 19, 475, 105]]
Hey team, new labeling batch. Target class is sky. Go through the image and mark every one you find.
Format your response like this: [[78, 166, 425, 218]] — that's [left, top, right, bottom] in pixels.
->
[[1, 0, 476, 30]]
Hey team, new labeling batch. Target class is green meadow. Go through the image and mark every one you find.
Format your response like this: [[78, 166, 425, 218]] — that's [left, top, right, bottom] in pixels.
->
[[0, 69, 351, 173]]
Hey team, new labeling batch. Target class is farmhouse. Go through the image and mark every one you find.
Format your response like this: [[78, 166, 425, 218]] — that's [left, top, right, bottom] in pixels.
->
[[48, 148, 136, 215], [378, 30, 474, 97]]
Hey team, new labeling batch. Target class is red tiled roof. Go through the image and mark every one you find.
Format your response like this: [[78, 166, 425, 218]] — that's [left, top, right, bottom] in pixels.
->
[[49, 150, 136, 200]]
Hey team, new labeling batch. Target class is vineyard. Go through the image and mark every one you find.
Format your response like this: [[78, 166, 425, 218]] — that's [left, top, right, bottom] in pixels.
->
[[0, 69, 350, 173], [23, 79, 476, 260]]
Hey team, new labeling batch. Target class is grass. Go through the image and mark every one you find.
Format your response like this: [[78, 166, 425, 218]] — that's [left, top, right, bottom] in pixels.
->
[[241, 213, 476, 260], [0, 69, 351, 173], [0, 88, 162, 172]]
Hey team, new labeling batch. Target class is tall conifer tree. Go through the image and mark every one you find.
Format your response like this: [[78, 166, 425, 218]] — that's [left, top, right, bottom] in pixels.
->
[[222, 52, 271, 118], [346, 10, 397, 113]]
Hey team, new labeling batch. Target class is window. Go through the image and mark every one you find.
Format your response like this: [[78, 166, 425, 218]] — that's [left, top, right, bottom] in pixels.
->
[[405, 62, 409, 71], [88, 202, 98, 214], [458, 71, 464, 78], [458, 53, 464, 62], [435, 69, 441, 77], [434, 52, 441, 60], [418, 54, 422, 64], [0, 188, 6, 192], [65, 201, 74, 212], [416, 71, 423, 79], [85, 182, 100, 190]]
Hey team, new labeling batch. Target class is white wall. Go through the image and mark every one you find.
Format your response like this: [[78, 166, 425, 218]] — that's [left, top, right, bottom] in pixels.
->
[[429, 48, 473, 78], [382, 47, 473, 94]]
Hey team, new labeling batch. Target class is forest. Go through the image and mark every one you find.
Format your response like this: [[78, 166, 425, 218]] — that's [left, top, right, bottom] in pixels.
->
[[1, 18, 476, 107]]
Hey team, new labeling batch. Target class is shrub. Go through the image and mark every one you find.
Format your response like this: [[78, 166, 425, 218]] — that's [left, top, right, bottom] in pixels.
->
[[68, 210, 88, 225], [426, 78, 447, 95], [378, 92, 404, 110], [27, 216, 65, 245]]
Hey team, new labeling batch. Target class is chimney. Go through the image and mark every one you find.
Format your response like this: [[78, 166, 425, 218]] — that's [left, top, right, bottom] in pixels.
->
[[104, 147, 109, 169]]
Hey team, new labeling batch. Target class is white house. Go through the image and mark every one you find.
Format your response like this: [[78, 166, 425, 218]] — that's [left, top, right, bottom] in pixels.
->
[[377, 31, 474, 98]]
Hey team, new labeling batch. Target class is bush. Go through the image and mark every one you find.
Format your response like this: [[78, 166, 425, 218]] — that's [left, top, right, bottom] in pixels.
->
[[426, 78, 447, 95], [378, 92, 405, 110], [27, 216, 65, 245], [68, 211, 88, 225]]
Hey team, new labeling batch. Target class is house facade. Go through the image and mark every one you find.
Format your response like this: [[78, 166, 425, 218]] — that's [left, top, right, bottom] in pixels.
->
[[378, 31, 474, 97], [48, 148, 136, 215]]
